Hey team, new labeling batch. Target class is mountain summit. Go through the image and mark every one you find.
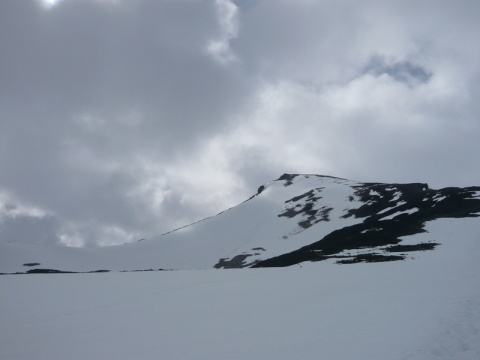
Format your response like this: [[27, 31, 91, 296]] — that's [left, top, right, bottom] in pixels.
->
[[1, 174, 479, 274]]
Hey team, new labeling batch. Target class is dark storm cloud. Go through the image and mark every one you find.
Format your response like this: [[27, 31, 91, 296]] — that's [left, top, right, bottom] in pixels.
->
[[1, 0, 480, 246]]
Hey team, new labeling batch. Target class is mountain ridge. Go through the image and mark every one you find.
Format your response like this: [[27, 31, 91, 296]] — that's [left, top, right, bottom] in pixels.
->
[[1, 173, 479, 274]]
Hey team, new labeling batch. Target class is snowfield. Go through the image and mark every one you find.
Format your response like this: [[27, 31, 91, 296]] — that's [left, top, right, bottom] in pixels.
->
[[1, 217, 480, 360]]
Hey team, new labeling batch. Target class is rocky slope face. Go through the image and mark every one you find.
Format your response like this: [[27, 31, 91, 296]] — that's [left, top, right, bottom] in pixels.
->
[[251, 174, 480, 267]]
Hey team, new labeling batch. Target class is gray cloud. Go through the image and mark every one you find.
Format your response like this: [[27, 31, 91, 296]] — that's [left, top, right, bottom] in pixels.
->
[[1, 0, 480, 246], [364, 56, 432, 85]]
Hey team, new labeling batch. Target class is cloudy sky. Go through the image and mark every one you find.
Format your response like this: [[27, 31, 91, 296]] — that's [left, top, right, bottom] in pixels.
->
[[1, 0, 479, 247]]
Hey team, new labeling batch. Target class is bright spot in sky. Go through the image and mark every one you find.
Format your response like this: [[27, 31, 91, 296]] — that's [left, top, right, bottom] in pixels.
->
[[40, 0, 63, 9]]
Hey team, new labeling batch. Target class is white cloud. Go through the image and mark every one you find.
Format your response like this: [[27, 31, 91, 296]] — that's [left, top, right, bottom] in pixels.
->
[[207, 0, 239, 64], [2, 0, 480, 246], [0, 192, 49, 220]]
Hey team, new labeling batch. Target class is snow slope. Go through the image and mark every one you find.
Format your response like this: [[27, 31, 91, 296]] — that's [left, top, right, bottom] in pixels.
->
[[1, 174, 479, 273], [0, 175, 361, 272], [1, 217, 479, 360]]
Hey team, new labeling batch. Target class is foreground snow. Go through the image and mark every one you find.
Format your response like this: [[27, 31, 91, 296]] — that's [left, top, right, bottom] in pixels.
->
[[1, 219, 479, 360]]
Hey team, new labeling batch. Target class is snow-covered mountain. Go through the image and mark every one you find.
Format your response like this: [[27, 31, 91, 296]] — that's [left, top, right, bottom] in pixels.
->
[[1, 174, 479, 274], [2, 174, 480, 360]]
